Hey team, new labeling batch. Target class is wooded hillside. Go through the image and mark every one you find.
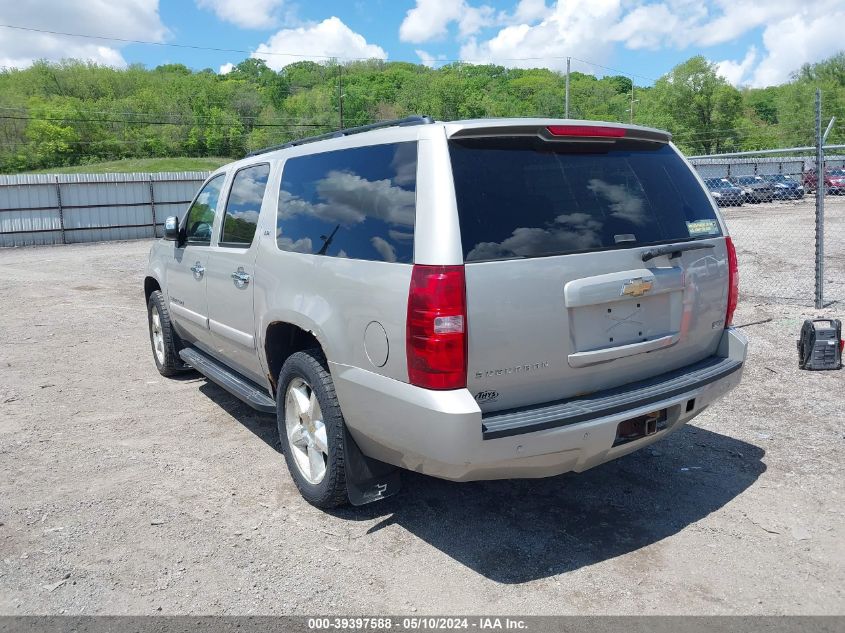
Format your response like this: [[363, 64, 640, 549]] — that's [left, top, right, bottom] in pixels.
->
[[1, 53, 844, 173]]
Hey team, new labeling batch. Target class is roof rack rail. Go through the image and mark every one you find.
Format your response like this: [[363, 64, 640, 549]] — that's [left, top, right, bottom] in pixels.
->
[[246, 115, 435, 157]]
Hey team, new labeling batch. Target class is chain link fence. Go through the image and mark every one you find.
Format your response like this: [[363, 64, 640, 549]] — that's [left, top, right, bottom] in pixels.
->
[[822, 167, 845, 308], [688, 89, 844, 309], [691, 156, 814, 306], [689, 153, 844, 308]]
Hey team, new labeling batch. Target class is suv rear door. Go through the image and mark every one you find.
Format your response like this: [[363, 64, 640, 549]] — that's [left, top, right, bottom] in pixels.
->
[[448, 127, 730, 413], [204, 162, 272, 383]]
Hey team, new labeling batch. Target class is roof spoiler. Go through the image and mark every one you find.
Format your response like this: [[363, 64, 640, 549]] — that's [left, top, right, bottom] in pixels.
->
[[449, 124, 671, 144]]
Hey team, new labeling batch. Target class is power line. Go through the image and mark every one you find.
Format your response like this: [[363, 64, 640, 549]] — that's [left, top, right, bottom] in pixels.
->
[[0, 114, 328, 128], [0, 23, 659, 83], [0, 23, 345, 61], [0, 106, 337, 125], [568, 57, 658, 83]]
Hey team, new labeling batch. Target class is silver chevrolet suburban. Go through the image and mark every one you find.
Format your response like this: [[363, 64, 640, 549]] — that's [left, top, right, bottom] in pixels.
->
[[144, 116, 747, 508]]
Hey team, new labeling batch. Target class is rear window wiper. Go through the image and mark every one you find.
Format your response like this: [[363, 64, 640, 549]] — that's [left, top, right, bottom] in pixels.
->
[[641, 242, 715, 262]]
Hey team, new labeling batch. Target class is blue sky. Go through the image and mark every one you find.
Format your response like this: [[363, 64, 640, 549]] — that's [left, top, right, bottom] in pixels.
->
[[1, 1, 842, 87]]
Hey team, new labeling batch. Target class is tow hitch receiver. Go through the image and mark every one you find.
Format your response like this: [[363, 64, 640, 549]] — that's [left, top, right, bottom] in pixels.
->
[[613, 410, 667, 446]]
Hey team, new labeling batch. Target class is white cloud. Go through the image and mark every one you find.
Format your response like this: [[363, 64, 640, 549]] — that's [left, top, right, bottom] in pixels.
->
[[315, 170, 415, 227], [399, 0, 495, 43], [414, 49, 449, 68], [713, 1, 844, 87], [449, 0, 843, 87], [508, 0, 553, 24], [749, 11, 841, 87], [253, 17, 387, 70], [218, 62, 235, 75], [276, 234, 314, 254], [458, 5, 496, 38], [370, 237, 397, 263], [279, 169, 416, 229], [0, 0, 167, 69], [416, 49, 436, 68], [586, 179, 648, 226], [196, 0, 291, 30], [715, 47, 757, 86], [460, 0, 623, 71], [608, 3, 698, 50], [607, 0, 832, 52]]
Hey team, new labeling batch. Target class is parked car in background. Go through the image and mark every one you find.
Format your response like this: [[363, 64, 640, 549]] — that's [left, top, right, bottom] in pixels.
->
[[704, 178, 745, 206], [144, 117, 746, 509], [761, 174, 805, 199], [803, 167, 845, 194], [728, 175, 779, 203]]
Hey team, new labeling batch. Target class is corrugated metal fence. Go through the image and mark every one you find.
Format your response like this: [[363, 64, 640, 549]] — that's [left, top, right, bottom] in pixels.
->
[[688, 155, 845, 178], [0, 172, 209, 247], [2, 155, 844, 252]]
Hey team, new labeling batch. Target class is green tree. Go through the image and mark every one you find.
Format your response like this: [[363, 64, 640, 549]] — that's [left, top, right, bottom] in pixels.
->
[[4, 54, 845, 172], [645, 56, 743, 154]]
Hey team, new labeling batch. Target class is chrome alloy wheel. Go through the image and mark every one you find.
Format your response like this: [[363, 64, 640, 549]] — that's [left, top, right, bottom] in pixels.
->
[[284, 377, 328, 485], [150, 305, 165, 365]]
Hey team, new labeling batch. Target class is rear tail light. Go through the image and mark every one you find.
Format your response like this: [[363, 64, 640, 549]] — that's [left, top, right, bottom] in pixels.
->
[[547, 125, 626, 138], [725, 236, 739, 326], [406, 265, 467, 390]]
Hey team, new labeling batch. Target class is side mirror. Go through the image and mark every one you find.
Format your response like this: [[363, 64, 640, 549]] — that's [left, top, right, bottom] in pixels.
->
[[163, 216, 179, 241]]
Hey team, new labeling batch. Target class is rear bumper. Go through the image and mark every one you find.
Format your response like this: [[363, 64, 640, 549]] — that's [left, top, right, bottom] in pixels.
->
[[332, 328, 748, 482]]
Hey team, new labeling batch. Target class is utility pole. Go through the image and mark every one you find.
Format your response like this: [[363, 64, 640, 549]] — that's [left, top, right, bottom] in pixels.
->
[[630, 80, 635, 124], [338, 64, 344, 130], [815, 88, 824, 309], [564, 57, 570, 118]]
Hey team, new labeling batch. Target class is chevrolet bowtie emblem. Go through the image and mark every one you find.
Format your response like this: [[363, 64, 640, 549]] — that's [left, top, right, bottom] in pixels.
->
[[621, 277, 653, 297]]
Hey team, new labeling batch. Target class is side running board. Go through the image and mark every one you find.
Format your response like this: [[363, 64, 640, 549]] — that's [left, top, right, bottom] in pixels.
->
[[179, 347, 276, 414]]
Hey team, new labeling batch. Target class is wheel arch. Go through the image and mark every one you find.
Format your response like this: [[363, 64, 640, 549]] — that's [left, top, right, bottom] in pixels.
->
[[144, 275, 162, 302], [264, 320, 327, 397]]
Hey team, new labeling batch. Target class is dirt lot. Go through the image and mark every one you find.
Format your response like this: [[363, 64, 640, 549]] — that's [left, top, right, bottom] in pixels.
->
[[0, 221, 843, 614]]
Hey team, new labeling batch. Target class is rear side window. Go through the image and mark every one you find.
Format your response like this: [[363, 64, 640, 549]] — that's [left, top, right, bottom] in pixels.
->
[[276, 142, 417, 263], [449, 139, 721, 262], [220, 163, 270, 247]]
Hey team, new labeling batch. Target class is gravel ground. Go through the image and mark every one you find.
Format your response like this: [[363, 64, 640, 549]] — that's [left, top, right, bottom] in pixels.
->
[[0, 217, 843, 615]]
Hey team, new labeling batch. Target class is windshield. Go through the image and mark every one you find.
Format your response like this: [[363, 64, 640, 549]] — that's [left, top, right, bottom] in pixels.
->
[[736, 176, 760, 185], [828, 168, 845, 176], [449, 138, 721, 262]]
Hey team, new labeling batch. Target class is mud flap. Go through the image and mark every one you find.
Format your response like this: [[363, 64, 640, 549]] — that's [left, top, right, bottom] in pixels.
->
[[344, 429, 401, 505]]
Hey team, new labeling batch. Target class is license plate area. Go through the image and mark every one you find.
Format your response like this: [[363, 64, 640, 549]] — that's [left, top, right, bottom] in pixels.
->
[[613, 409, 667, 446], [570, 292, 680, 352]]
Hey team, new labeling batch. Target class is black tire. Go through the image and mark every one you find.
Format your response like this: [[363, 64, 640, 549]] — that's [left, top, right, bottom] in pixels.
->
[[146, 289, 188, 377], [276, 349, 348, 508]]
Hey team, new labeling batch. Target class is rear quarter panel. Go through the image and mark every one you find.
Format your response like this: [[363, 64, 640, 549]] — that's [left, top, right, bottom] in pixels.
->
[[253, 247, 413, 382], [252, 126, 438, 385]]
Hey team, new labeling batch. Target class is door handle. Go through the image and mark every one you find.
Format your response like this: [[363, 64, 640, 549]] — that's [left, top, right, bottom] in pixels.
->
[[190, 262, 205, 279], [231, 268, 250, 288]]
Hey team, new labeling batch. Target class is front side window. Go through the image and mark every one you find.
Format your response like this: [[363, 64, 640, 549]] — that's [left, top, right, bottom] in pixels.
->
[[276, 142, 417, 263], [184, 174, 225, 244], [220, 163, 271, 247]]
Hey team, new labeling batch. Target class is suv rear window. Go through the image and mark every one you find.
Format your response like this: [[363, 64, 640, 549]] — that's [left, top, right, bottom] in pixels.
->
[[449, 139, 721, 262]]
